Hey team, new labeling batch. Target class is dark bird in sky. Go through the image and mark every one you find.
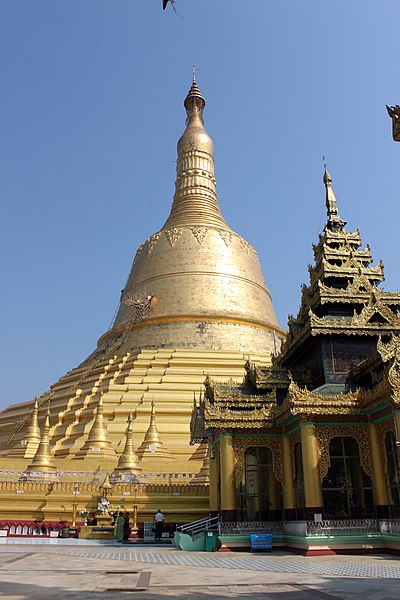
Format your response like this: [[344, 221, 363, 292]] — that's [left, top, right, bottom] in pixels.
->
[[163, 0, 181, 16]]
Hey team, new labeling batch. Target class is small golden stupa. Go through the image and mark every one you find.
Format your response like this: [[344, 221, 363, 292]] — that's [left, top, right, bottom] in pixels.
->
[[0, 74, 284, 522]]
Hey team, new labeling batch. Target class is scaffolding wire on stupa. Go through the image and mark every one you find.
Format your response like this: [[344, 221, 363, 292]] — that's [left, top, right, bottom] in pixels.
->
[[6, 298, 148, 447]]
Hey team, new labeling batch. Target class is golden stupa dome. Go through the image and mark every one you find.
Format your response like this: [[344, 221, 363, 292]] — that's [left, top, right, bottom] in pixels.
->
[[98, 77, 284, 355]]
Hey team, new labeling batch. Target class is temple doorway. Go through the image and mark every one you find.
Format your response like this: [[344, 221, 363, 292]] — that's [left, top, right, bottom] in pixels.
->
[[237, 446, 282, 521], [322, 436, 373, 518]]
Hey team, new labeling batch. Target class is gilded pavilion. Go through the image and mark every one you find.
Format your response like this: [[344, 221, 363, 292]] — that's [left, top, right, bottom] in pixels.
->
[[192, 167, 400, 524], [0, 77, 285, 526]]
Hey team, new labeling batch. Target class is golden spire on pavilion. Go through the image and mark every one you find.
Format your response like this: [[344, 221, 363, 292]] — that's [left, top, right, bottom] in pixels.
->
[[25, 409, 57, 475], [323, 163, 346, 231], [112, 411, 142, 478], [136, 399, 173, 459]]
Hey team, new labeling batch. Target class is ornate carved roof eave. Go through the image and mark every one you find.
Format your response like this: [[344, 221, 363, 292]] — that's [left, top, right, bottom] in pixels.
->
[[203, 404, 276, 429], [318, 248, 373, 263], [309, 323, 400, 337], [285, 378, 394, 419], [309, 299, 400, 331], [310, 266, 384, 285], [278, 322, 311, 363], [314, 230, 362, 253], [279, 321, 400, 367]]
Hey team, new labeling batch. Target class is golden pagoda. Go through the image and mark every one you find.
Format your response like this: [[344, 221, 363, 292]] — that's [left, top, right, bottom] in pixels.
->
[[0, 75, 284, 526]]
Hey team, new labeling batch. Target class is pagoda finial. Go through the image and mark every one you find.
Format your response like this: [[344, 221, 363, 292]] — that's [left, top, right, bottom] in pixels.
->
[[136, 398, 173, 459], [75, 391, 117, 458], [161, 71, 229, 231], [184, 69, 206, 124], [112, 411, 142, 478], [25, 409, 56, 475], [85, 392, 113, 447], [26, 393, 41, 442], [323, 164, 346, 232]]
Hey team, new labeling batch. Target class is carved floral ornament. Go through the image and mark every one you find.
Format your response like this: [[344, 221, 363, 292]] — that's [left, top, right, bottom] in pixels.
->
[[377, 334, 400, 364], [204, 401, 275, 429], [234, 436, 283, 486], [308, 295, 400, 334], [164, 227, 183, 246], [286, 379, 392, 417], [318, 273, 375, 298], [377, 335, 400, 404], [317, 425, 373, 481], [132, 227, 255, 256]]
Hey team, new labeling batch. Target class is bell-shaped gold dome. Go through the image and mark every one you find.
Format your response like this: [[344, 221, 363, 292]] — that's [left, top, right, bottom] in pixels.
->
[[98, 77, 284, 355]]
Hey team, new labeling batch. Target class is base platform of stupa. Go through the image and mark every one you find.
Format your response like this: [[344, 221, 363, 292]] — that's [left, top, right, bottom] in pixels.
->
[[0, 348, 272, 524]]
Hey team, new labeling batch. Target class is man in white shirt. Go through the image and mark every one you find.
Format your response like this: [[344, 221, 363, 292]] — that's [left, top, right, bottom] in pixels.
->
[[154, 509, 165, 541]]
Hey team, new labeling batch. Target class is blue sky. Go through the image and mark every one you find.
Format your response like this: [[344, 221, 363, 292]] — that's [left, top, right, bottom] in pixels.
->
[[1, 1, 399, 410]]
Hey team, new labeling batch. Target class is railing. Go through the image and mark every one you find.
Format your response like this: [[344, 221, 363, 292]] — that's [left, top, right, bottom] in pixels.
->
[[306, 519, 380, 536], [378, 519, 400, 535], [218, 521, 283, 535], [0, 520, 65, 538], [177, 518, 400, 540], [0, 470, 207, 485], [176, 515, 220, 537], [283, 521, 307, 537]]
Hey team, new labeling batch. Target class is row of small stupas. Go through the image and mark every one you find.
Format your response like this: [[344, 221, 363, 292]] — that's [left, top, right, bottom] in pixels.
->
[[9, 396, 179, 481]]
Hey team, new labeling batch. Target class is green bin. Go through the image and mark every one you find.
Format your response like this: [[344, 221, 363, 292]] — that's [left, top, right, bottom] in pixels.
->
[[205, 530, 218, 552]]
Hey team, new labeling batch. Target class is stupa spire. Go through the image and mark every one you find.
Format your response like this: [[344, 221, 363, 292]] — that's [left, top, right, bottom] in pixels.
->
[[23, 394, 42, 458], [323, 164, 346, 232], [112, 411, 142, 479], [25, 409, 56, 475], [26, 394, 41, 439], [76, 392, 117, 458], [137, 399, 172, 459], [162, 73, 229, 230]]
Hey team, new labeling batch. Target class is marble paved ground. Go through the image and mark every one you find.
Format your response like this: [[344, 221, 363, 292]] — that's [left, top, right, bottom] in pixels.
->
[[0, 542, 399, 599]]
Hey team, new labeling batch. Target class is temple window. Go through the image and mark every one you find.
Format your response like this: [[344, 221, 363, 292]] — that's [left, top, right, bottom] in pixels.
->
[[322, 436, 373, 518], [237, 446, 282, 522]]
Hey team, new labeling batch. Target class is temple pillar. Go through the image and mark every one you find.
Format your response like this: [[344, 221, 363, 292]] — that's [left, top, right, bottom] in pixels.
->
[[368, 422, 389, 518], [219, 433, 236, 521], [208, 442, 219, 517], [281, 436, 296, 520], [268, 464, 280, 520], [394, 410, 400, 464], [300, 423, 323, 519]]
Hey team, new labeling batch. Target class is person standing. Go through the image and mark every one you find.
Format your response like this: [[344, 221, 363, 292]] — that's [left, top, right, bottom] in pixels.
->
[[154, 509, 164, 541], [123, 512, 131, 543], [115, 511, 125, 543]]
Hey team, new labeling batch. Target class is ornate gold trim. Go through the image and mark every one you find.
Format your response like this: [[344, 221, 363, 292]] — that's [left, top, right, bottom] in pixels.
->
[[317, 425, 372, 481], [233, 437, 282, 485]]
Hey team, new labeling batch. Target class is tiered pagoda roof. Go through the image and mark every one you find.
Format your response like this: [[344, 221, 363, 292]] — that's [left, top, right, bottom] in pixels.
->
[[279, 167, 400, 364], [191, 167, 400, 441]]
